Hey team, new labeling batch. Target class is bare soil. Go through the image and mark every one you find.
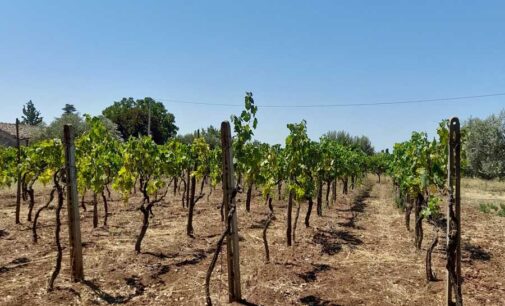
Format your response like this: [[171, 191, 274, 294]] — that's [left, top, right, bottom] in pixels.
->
[[0, 178, 504, 305]]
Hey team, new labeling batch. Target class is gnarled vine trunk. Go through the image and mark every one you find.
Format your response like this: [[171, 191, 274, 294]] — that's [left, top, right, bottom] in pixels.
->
[[185, 170, 190, 208], [292, 201, 301, 243], [27, 186, 35, 222], [200, 176, 205, 195], [134, 187, 166, 253], [414, 193, 424, 250], [245, 183, 252, 212], [92, 192, 98, 228], [81, 189, 87, 211], [426, 229, 438, 281], [325, 180, 331, 207], [342, 177, 348, 194], [33, 188, 56, 243], [262, 197, 274, 263], [305, 197, 313, 227], [48, 179, 64, 290], [21, 174, 27, 202], [205, 205, 236, 306], [181, 178, 187, 208], [286, 190, 293, 246], [316, 179, 323, 216], [135, 202, 152, 253], [331, 179, 337, 203], [277, 181, 282, 200], [187, 174, 196, 236], [101, 191, 108, 226], [405, 201, 413, 231], [105, 184, 112, 200]]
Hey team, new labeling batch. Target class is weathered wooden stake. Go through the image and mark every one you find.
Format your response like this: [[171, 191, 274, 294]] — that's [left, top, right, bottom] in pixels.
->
[[15, 118, 21, 224], [220, 121, 242, 302], [446, 117, 462, 306], [63, 125, 84, 282]]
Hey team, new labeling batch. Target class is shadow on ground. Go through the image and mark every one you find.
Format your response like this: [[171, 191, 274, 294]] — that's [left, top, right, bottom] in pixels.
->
[[297, 264, 331, 282], [300, 295, 341, 306], [464, 243, 491, 261], [313, 229, 363, 255], [338, 188, 370, 228], [82, 276, 145, 304]]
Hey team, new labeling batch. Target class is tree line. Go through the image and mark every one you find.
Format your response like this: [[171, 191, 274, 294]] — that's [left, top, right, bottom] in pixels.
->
[[15, 98, 178, 144], [16, 99, 505, 181]]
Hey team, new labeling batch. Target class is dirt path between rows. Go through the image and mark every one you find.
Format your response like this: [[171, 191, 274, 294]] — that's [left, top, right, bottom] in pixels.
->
[[278, 179, 443, 305], [311, 180, 504, 306]]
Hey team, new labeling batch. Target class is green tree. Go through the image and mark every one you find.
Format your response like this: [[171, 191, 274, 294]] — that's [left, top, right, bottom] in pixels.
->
[[177, 125, 220, 148], [353, 135, 375, 155], [324, 130, 374, 155], [102, 97, 178, 144], [324, 130, 353, 146], [36, 104, 83, 140], [42, 113, 86, 140], [464, 111, 505, 179], [62, 104, 77, 114], [37, 112, 119, 141], [22, 100, 43, 125]]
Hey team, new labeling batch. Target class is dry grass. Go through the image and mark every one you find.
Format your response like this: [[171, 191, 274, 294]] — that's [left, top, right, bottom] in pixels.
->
[[462, 177, 505, 197]]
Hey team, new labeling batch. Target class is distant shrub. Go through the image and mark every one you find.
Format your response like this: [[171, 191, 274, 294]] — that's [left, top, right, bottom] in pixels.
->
[[498, 204, 505, 217], [464, 111, 505, 179], [479, 202, 504, 217]]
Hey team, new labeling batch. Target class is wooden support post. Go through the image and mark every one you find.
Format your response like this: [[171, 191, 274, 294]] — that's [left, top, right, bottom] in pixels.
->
[[15, 118, 21, 224], [455, 118, 462, 299], [446, 117, 462, 306], [220, 121, 242, 302], [63, 125, 84, 282]]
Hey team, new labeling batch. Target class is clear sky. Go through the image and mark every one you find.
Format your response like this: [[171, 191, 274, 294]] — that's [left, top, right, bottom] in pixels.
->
[[1, 1, 504, 150]]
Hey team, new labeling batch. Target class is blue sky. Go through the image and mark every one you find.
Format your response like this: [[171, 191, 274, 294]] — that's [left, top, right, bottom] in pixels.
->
[[1, 1, 504, 150]]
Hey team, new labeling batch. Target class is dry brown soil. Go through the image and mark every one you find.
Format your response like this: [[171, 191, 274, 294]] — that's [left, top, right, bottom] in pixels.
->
[[0, 177, 504, 305]]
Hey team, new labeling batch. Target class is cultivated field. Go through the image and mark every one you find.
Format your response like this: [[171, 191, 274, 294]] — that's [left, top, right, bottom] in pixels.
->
[[0, 177, 504, 305]]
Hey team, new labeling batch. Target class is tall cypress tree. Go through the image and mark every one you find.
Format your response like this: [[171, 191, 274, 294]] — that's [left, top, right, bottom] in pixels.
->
[[22, 100, 43, 125]]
